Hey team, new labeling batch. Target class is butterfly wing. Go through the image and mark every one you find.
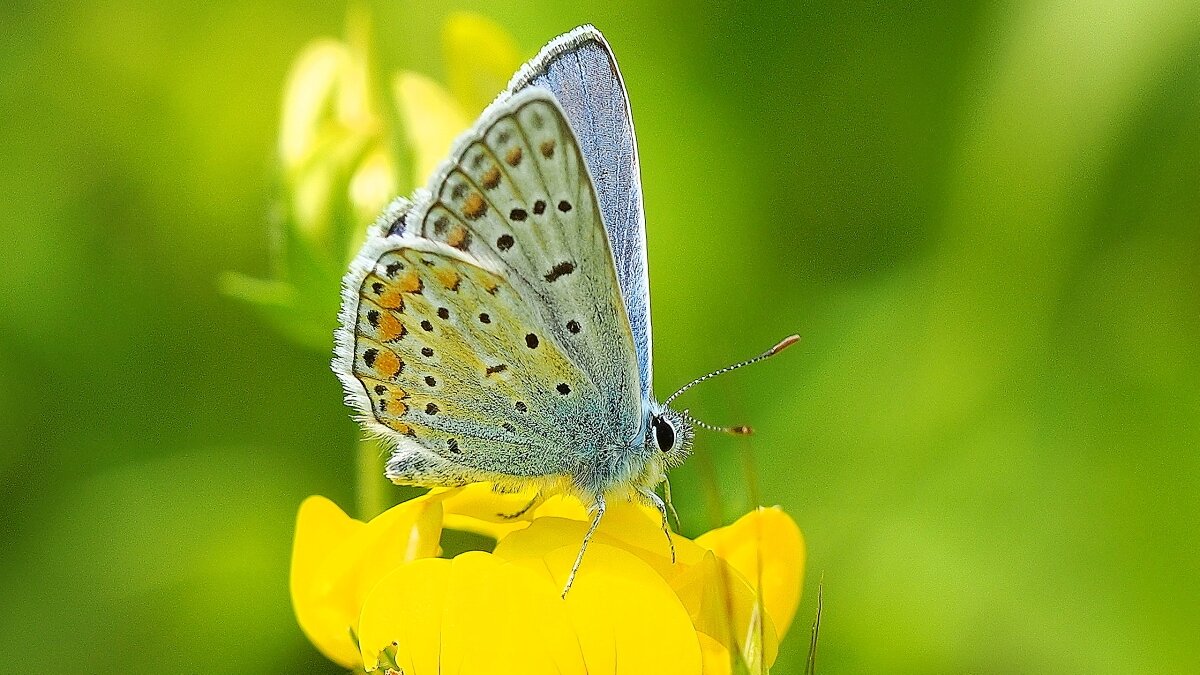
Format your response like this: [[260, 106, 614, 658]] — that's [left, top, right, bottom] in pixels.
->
[[335, 88, 643, 490], [382, 27, 651, 405], [504, 26, 653, 404]]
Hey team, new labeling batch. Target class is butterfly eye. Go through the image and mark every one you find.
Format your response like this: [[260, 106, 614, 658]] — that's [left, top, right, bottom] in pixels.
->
[[652, 416, 676, 452]]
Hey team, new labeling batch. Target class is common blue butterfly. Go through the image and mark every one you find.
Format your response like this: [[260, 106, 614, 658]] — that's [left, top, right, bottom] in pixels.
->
[[333, 25, 797, 595]]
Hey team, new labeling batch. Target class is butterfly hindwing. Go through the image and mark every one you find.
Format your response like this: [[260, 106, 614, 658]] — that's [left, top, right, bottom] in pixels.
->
[[342, 237, 600, 482]]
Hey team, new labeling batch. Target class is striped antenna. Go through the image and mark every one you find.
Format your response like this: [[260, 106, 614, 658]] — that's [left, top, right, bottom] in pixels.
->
[[666, 335, 801, 435]]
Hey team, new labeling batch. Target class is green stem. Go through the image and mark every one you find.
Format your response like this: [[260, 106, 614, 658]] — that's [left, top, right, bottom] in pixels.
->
[[356, 437, 390, 519]]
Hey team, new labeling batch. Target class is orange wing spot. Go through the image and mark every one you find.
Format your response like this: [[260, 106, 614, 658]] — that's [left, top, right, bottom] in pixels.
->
[[374, 350, 404, 379], [434, 267, 462, 291], [481, 166, 501, 189], [377, 312, 406, 342], [385, 421, 413, 435], [446, 224, 472, 250], [540, 139, 556, 158], [394, 269, 424, 293], [377, 289, 405, 310], [505, 146, 523, 167], [463, 192, 487, 220]]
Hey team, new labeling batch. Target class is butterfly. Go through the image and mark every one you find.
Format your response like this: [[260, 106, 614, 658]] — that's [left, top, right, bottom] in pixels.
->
[[332, 25, 797, 596]]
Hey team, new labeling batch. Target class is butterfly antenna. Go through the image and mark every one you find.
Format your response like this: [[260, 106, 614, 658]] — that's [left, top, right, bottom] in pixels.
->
[[666, 335, 801, 435]]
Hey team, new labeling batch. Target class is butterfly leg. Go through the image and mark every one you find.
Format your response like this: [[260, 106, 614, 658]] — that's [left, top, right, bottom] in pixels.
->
[[562, 494, 605, 598], [661, 477, 683, 532], [497, 491, 541, 519], [641, 488, 676, 564]]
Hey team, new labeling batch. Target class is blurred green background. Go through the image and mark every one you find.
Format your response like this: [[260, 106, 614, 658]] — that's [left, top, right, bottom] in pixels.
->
[[3, 0, 1199, 672]]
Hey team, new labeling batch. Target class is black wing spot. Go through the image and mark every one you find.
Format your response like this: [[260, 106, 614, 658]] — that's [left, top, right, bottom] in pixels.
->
[[367, 310, 380, 327], [425, 402, 439, 415], [509, 208, 527, 222], [544, 262, 576, 282], [363, 349, 378, 367], [372, 282, 385, 295], [420, 320, 434, 332], [447, 438, 461, 454], [525, 333, 539, 349], [486, 364, 508, 376], [437, 307, 449, 320], [478, 313, 491, 324], [390, 214, 407, 235], [421, 347, 434, 357], [378, 399, 388, 411], [515, 401, 527, 413], [566, 320, 581, 334], [424, 376, 437, 386], [557, 200, 572, 213], [385, 261, 404, 277], [374, 384, 387, 395], [433, 216, 449, 234], [497, 234, 514, 251], [533, 200, 546, 215], [556, 383, 571, 395], [450, 182, 467, 201]]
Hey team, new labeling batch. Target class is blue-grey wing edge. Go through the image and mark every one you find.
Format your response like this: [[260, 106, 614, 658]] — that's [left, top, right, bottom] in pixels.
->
[[504, 26, 654, 404]]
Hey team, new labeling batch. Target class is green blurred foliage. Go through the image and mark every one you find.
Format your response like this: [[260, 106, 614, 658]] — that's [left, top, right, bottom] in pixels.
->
[[2, 1, 1198, 672]]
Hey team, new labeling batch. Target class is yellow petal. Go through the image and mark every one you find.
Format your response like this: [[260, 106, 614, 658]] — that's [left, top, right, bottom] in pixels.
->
[[349, 493, 444, 580], [525, 492, 590, 521], [348, 145, 398, 235], [441, 12, 522, 116], [493, 500, 708, 581], [695, 506, 805, 638], [591, 498, 708, 568], [698, 632, 733, 675], [279, 39, 351, 170], [670, 550, 779, 670], [438, 482, 539, 539], [290, 495, 443, 668], [439, 484, 605, 540], [357, 557, 449, 674], [508, 542, 703, 675], [393, 71, 469, 185], [290, 496, 364, 668], [358, 553, 586, 674]]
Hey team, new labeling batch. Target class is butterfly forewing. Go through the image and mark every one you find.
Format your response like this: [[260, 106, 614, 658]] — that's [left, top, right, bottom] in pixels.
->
[[506, 27, 654, 402], [418, 91, 642, 441]]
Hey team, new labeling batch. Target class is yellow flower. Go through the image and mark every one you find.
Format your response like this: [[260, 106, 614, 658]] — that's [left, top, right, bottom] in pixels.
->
[[291, 485, 805, 674]]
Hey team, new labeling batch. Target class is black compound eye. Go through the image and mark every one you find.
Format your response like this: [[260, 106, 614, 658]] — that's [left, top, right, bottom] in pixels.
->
[[653, 416, 676, 452]]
